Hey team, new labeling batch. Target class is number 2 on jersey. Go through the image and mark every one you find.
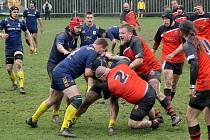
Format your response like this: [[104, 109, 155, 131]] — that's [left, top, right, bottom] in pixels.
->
[[114, 70, 129, 84]]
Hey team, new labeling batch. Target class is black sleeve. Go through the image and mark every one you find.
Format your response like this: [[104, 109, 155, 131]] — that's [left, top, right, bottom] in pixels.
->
[[154, 26, 163, 45], [189, 60, 199, 85], [120, 12, 125, 23], [183, 42, 199, 85], [130, 38, 144, 59]]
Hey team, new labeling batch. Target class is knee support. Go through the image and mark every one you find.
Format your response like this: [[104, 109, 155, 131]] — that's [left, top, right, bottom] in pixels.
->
[[14, 54, 23, 61], [70, 95, 82, 109]]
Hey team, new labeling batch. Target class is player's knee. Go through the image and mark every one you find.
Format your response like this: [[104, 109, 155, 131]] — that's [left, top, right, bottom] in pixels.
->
[[70, 95, 82, 109], [14, 53, 23, 69]]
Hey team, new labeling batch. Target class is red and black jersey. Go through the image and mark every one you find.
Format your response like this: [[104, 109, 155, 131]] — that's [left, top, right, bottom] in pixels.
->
[[183, 36, 210, 91], [107, 64, 148, 104], [120, 10, 137, 28], [174, 14, 188, 23], [153, 22, 185, 63], [190, 13, 210, 42], [120, 36, 161, 77]]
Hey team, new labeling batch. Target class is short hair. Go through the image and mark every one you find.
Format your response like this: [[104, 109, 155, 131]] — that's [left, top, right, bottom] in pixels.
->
[[194, 3, 203, 7], [94, 38, 108, 47], [85, 11, 94, 17], [119, 24, 133, 33]]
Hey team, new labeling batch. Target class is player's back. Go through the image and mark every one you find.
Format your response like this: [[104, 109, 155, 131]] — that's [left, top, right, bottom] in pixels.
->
[[53, 45, 97, 79], [106, 26, 120, 40], [107, 64, 147, 104]]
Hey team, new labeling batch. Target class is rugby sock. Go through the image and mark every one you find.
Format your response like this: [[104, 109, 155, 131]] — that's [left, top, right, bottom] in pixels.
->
[[171, 91, 176, 100], [61, 104, 77, 130], [9, 71, 17, 85], [34, 48, 37, 53], [108, 119, 116, 128], [17, 70, 24, 88], [141, 14, 143, 18], [52, 109, 59, 117], [208, 125, 210, 140], [164, 88, 171, 101], [32, 101, 48, 122], [188, 124, 200, 140], [160, 97, 176, 116]]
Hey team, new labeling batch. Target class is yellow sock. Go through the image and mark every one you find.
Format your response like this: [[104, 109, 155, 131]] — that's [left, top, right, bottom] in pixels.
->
[[32, 101, 48, 122], [9, 72, 17, 85], [141, 14, 143, 18], [86, 85, 92, 93], [61, 104, 78, 130], [52, 109, 59, 116], [108, 119, 116, 128], [17, 70, 24, 88], [34, 48, 37, 53]]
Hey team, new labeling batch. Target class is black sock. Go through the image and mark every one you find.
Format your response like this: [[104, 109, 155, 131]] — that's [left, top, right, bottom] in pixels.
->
[[160, 97, 176, 116], [164, 88, 171, 101], [171, 91, 176, 100], [188, 124, 200, 140]]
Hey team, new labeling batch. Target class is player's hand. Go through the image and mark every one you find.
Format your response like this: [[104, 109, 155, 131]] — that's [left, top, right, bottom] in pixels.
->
[[63, 50, 70, 55], [104, 52, 113, 59], [0, 33, 8, 39], [165, 53, 175, 61], [151, 48, 156, 53], [189, 88, 196, 98]]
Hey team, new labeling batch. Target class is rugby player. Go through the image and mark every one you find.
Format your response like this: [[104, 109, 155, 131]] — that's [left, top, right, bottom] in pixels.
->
[[80, 11, 104, 47], [105, 26, 120, 53], [47, 17, 83, 124], [26, 38, 108, 138], [152, 12, 185, 101], [23, 0, 44, 54], [0, 6, 34, 94], [74, 63, 160, 134], [119, 24, 182, 126], [120, 2, 141, 35], [189, 3, 210, 42], [171, 0, 179, 17], [171, 20, 210, 140], [174, 5, 188, 23]]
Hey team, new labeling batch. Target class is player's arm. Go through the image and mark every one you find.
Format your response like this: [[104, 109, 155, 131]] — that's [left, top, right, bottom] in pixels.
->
[[25, 30, 34, 48], [183, 43, 199, 97], [152, 27, 162, 53], [37, 11, 44, 33], [129, 39, 144, 70], [56, 34, 70, 55], [0, 20, 8, 39], [165, 44, 183, 60], [85, 53, 98, 77], [120, 12, 128, 24], [105, 51, 130, 62]]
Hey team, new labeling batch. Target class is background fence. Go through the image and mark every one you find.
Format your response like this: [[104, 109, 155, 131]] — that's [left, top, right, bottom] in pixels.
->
[[1, 0, 209, 15]]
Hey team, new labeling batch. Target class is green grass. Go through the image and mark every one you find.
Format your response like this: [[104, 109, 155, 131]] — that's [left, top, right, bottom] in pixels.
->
[[0, 17, 208, 140]]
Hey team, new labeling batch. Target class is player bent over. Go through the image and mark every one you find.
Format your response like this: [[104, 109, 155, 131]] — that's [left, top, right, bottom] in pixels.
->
[[47, 17, 83, 124], [26, 38, 108, 138], [73, 62, 160, 135]]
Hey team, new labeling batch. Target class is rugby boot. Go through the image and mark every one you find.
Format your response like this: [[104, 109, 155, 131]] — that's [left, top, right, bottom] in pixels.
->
[[171, 115, 182, 126], [58, 128, 76, 138], [26, 117, 38, 128], [19, 87, 26, 94]]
